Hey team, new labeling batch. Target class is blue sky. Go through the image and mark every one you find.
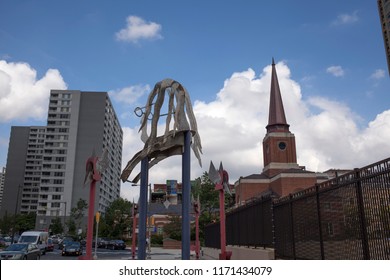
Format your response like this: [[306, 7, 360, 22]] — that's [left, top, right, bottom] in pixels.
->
[[0, 0, 389, 200]]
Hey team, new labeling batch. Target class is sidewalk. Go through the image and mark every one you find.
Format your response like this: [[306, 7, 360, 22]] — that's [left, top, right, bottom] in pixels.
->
[[128, 247, 205, 260]]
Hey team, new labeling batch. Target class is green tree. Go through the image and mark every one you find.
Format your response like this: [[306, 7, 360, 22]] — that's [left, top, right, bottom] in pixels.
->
[[66, 219, 77, 236], [191, 171, 235, 245], [15, 212, 36, 234], [100, 198, 132, 239], [163, 215, 182, 241], [49, 217, 64, 235], [67, 198, 88, 236], [0, 212, 13, 235], [192, 173, 219, 217]]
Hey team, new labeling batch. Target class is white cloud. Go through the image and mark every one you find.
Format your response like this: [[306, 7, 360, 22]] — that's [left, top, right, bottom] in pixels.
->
[[115, 15, 163, 43], [326, 65, 345, 77], [120, 61, 390, 201], [370, 69, 385, 80], [0, 60, 67, 122], [109, 84, 150, 105], [331, 11, 359, 26]]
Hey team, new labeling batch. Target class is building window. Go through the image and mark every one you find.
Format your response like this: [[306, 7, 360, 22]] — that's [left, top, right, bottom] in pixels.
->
[[327, 222, 334, 236]]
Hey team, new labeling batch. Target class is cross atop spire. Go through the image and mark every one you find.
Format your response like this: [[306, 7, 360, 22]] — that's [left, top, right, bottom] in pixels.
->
[[266, 58, 290, 133]]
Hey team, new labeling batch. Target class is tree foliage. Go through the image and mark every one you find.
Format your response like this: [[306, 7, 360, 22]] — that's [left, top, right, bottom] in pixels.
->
[[99, 198, 132, 239], [0, 212, 36, 236], [67, 198, 88, 236], [191, 171, 235, 244], [15, 212, 36, 233], [49, 217, 64, 235], [0, 213, 13, 235], [163, 215, 182, 241]]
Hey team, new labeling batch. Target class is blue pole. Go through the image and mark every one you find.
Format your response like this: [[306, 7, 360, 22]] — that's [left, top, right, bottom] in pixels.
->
[[138, 157, 149, 260], [182, 130, 191, 260]]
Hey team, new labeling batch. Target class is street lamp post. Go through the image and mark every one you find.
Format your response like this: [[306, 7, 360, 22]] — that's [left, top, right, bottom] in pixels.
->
[[94, 212, 100, 259], [11, 185, 22, 244], [60, 201, 67, 234]]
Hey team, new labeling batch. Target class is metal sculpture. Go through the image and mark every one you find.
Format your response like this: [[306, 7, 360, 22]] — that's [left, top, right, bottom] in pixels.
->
[[121, 78, 202, 260], [121, 78, 202, 183], [209, 161, 232, 260], [82, 149, 108, 260]]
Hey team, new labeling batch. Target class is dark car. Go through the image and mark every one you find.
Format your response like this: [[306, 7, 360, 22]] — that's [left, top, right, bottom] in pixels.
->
[[97, 238, 110, 248], [47, 238, 54, 252], [62, 241, 83, 256], [0, 237, 6, 247], [107, 240, 126, 250], [0, 243, 41, 260], [58, 237, 74, 250]]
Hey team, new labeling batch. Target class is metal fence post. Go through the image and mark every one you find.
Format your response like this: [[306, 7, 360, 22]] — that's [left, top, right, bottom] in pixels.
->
[[289, 194, 296, 259], [355, 168, 370, 260], [315, 184, 325, 259]]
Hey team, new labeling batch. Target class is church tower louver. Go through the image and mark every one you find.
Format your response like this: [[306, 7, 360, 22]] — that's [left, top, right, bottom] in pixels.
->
[[234, 59, 324, 205]]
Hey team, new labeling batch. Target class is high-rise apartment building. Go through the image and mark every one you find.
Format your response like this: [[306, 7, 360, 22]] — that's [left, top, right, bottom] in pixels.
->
[[0, 167, 6, 210], [1, 90, 123, 231], [378, 0, 390, 75]]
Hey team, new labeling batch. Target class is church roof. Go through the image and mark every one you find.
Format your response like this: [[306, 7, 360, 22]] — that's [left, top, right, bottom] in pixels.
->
[[240, 168, 316, 181], [241, 173, 269, 180], [148, 202, 182, 215], [266, 58, 290, 132]]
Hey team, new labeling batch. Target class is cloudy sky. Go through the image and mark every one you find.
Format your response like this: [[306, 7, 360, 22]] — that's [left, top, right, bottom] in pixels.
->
[[0, 0, 389, 201]]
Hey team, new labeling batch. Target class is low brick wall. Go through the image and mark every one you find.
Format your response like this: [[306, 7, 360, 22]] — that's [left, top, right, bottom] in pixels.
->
[[163, 239, 181, 249], [203, 246, 275, 260]]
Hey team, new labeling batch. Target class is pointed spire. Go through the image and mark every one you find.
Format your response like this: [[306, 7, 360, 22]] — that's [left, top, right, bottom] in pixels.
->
[[266, 58, 290, 133]]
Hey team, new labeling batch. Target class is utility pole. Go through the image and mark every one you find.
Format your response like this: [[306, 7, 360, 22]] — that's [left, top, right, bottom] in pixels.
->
[[11, 185, 22, 244]]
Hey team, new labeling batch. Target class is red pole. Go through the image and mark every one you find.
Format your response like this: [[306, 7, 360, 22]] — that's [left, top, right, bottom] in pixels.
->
[[219, 188, 226, 259], [216, 184, 231, 260], [131, 205, 137, 260], [209, 161, 231, 260], [195, 210, 200, 259], [85, 180, 96, 260]]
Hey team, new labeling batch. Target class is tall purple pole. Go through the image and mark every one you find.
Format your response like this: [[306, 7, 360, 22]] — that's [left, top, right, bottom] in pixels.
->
[[137, 157, 149, 260], [182, 130, 191, 260]]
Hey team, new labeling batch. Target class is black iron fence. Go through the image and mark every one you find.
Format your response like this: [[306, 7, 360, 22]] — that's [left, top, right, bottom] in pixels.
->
[[204, 158, 390, 259]]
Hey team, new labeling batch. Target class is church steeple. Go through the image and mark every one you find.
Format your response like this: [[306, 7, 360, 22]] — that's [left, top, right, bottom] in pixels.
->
[[266, 58, 290, 133], [262, 58, 298, 177]]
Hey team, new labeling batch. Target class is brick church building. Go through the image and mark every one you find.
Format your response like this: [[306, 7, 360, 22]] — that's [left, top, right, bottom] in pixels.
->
[[235, 59, 327, 205]]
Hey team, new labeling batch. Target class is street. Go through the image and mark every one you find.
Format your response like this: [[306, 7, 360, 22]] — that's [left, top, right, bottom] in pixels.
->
[[41, 246, 186, 260], [42, 246, 132, 260]]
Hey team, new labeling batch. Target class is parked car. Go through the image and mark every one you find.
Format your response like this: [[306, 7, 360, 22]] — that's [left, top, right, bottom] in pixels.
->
[[47, 238, 54, 252], [107, 240, 126, 250], [80, 239, 86, 247], [58, 237, 74, 250], [18, 231, 49, 255], [62, 241, 83, 256], [97, 238, 110, 248], [0, 243, 41, 260], [3, 236, 12, 246], [50, 235, 60, 244]]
